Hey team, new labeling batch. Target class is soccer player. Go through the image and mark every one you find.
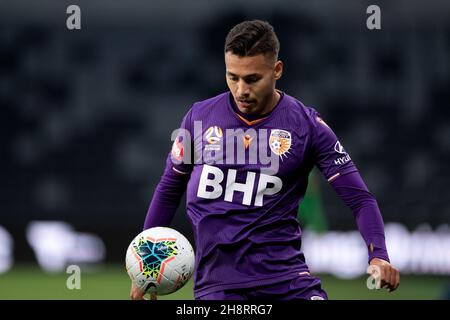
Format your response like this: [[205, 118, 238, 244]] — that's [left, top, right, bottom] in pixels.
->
[[131, 20, 400, 300]]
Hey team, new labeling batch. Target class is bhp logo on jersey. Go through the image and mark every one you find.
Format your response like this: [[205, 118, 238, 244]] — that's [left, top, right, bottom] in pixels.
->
[[197, 165, 282, 206]]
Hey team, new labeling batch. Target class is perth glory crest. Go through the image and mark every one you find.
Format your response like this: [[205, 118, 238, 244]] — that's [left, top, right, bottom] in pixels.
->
[[269, 129, 292, 158]]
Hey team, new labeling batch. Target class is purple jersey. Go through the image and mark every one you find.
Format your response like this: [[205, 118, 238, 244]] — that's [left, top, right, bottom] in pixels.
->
[[144, 91, 389, 298]]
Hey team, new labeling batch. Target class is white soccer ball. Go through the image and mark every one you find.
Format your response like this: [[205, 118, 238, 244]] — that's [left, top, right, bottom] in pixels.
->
[[126, 227, 195, 296], [271, 140, 281, 150]]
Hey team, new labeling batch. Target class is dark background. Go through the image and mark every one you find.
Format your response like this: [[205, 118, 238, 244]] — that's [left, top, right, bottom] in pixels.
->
[[1, 0, 449, 262]]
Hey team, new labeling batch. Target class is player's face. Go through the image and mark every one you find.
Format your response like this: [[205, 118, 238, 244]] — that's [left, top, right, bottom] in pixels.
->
[[225, 52, 283, 116]]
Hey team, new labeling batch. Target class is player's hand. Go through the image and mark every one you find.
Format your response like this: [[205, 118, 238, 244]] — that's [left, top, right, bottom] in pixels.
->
[[368, 258, 400, 292], [130, 282, 144, 300], [146, 291, 157, 301], [130, 282, 157, 300]]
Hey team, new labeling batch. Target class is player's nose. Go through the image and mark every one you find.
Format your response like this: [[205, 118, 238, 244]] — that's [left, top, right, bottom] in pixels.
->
[[236, 80, 250, 97]]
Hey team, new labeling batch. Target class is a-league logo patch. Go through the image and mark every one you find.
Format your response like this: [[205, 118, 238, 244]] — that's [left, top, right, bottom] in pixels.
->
[[205, 126, 223, 144], [204, 126, 223, 152], [269, 129, 292, 158]]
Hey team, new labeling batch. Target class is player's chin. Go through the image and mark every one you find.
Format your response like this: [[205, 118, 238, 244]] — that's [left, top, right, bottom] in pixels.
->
[[237, 100, 256, 110], [241, 102, 260, 115]]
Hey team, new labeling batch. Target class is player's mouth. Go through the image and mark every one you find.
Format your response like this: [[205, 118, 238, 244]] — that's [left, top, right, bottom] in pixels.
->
[[237, 99, 256, 109]]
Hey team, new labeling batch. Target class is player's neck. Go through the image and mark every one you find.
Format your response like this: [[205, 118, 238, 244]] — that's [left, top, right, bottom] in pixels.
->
[[255, 90, 281, 116], [264, 90, 281, 115]]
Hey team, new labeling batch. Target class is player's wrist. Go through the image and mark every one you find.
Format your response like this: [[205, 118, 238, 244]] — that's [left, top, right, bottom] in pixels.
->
[[368, 246, 390, 264]]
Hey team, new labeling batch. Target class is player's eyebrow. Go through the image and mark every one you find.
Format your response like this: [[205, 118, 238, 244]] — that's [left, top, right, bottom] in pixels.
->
[[227, 72, 261, 79]]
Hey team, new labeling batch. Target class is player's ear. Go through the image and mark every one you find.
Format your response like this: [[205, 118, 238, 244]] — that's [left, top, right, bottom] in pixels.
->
[[274, 60, 283, 80]]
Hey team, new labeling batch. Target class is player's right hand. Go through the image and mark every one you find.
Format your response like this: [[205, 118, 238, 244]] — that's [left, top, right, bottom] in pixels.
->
[[130, 282, 157, 300]]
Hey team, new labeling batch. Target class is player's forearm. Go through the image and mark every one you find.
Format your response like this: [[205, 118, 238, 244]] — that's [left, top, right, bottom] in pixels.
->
[[331, 171, 390, 263], [353, 202, 390, 263], [143, 163, 190, 230]]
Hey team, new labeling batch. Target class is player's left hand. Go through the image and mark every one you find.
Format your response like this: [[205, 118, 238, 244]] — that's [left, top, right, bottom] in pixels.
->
[[130, 282, 145, 300], [368, 258, 400, 292], [130, 282, 157, 300]]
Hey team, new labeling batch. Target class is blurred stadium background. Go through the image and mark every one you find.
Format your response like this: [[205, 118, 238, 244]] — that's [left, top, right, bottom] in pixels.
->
[[1, 0, 450, 299]]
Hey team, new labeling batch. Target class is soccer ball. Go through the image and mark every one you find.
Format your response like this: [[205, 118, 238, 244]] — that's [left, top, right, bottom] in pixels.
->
[[271, 139, 281, 151], [125, 227, 195, 296]]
